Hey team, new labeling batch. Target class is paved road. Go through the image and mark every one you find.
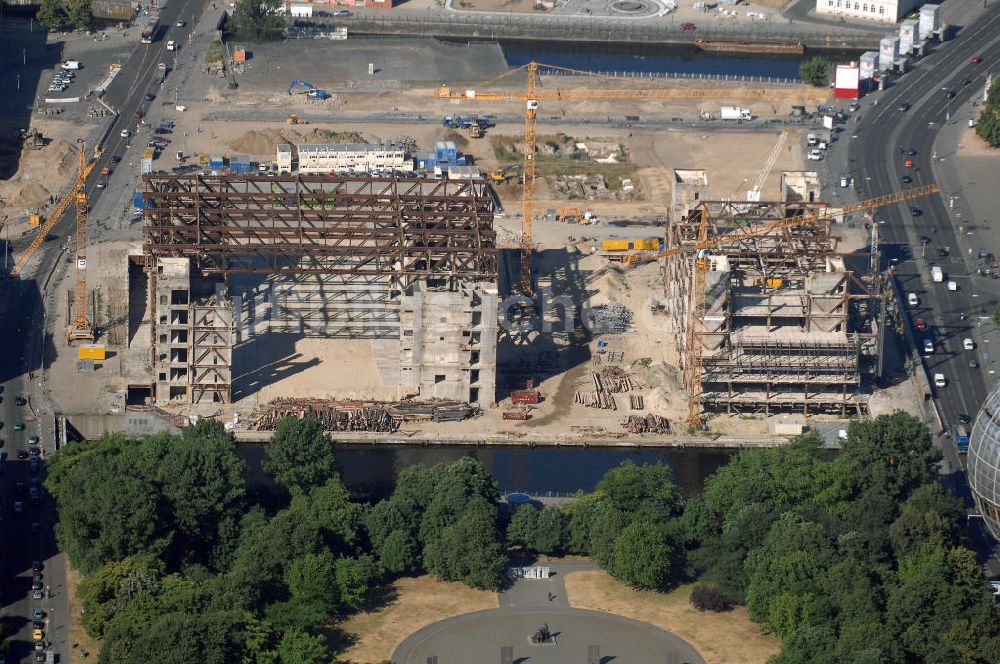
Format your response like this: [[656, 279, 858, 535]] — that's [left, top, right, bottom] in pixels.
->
[[0, 1, 205, 661], [847, 8, 1000, 567]]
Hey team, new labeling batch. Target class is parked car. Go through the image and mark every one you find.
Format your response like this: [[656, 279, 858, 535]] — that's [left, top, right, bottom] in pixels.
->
[[33, 607, 44, 620], [945, 90, 956, 99], [914, 318, 926, 330], [176, 19, 185, 26], [121, 129, 131, 138], [144, 92, 156, 101], [680, 22, 696, 30], [334, 9, 351, 15]]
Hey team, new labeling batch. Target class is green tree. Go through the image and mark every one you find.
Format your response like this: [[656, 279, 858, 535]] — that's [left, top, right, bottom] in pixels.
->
[[611, 519, 674, 589], [334, 555, 380, 611], [889, 483, 965, 558], [264, 417, 337, 494], [840, 412, 940, 504], [117, 610, 248, 664], [160, 422, 248, 568], [799, 56, 828, 86], [230, 0, 285, 42], [587, 501, 628, 570], [424, 503, 507, 590], [533, 506, 568, 555], [377, 529, 420, 574], [77, 556, 163, 637], [596, 461, 681, 520], [35, 0, 66, 30], [285, 551, 337, 617], [50, 450, 167, 574], [506, 504, 539, 548], [276, 627, 328, 663], [66, 0, 92, 30], [976, 80, 1000, 148]]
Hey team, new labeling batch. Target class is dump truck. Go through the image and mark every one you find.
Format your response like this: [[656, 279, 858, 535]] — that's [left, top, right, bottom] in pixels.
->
[[956, 424, 970, 454]]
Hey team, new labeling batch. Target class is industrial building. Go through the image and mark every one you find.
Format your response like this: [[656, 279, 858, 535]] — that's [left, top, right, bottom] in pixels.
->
[[664, 171, 880, 418], [141, 174, 497, 408], [281, 143, 414, 174]]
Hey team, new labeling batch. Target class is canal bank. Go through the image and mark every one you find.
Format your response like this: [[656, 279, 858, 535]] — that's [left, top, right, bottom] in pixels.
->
[[318, 13, 885, 51]]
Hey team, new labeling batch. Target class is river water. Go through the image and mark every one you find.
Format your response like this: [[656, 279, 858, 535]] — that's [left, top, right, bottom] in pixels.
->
[[500, 39, 810, 80], [240, 443, 735, 501]]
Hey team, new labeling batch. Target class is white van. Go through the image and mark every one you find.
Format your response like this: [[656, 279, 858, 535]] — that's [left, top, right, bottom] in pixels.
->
[[964, 338, 975, 351], [948, 280, 958, 291], [924, 339, 934, 355], [907, 293, 919, 307], [61, 60, 81, 70], [934, 373, 946, 388]]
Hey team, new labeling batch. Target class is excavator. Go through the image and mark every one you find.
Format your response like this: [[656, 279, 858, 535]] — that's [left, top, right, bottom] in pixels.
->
[[287, 114, 307, 125], [287, 80, 330, 100]]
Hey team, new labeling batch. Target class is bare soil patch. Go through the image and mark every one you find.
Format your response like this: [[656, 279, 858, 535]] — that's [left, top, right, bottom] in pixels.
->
[[564, 570, 780, 664], [67, 564, 104, 661], [335, 575, 498, 664]]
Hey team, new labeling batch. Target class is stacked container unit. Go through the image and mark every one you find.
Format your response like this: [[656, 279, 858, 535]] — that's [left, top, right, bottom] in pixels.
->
[[141, 146, 156, 175], [859, 52, 878, 80], [230, 155, 252, 174], [434, 141, 458, 164], [899, 20, 919, 55], [878, 36, 899, 71], [209, 155, 225, 171], [920, 4, 940, 42]]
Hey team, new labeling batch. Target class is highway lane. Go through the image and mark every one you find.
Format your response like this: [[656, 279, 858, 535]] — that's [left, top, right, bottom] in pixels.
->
[[0, 1, 203, 661], [850, 10, 1000, 518]]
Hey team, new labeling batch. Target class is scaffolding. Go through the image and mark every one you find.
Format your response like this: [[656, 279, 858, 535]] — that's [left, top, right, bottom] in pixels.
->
[[666, 200, 876, 417]]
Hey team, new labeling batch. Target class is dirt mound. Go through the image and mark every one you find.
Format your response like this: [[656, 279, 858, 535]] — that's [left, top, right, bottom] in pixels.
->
[[226, 129, 307, 156], [441, 129, 470, 150], [7, 181, 50, 208], [51, 139, 80, 174]]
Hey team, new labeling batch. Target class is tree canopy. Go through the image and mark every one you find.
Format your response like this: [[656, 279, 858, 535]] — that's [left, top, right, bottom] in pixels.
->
[[229, 0, 285, 41], [799, 56, 828, 86]]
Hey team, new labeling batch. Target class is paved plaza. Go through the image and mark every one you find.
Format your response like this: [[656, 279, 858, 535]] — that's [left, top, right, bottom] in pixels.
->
[[393, 562, 706, 664]]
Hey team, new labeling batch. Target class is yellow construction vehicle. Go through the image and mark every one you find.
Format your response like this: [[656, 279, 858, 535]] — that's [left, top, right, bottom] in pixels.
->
[[558, 206, 582, 224], [490, 168, 508, 184], [287, 114, 307, 125]]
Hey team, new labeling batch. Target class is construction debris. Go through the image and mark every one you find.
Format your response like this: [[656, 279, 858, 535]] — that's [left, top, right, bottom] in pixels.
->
[[621, 414, 671, 434], [590, 302, 633, 334], [247, 398, 478, 432], [599, 365, 642, 393]]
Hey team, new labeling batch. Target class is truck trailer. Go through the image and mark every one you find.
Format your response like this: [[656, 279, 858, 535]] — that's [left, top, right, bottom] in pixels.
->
[[720, 106, 752, 121], [141, 16, 160, 44]]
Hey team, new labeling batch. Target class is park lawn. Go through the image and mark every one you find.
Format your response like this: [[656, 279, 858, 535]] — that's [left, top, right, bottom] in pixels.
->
[[564, 570, 780, 664], [336, 575, 499, 664], [67, 564, 103, 659]]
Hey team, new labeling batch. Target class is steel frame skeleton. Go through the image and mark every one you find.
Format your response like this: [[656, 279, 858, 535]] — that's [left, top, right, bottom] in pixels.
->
[[142, 175, 498, 280]]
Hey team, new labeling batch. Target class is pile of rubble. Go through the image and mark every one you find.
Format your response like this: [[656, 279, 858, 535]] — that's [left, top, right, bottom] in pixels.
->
[[247, 398, 478, 432], [600, 365, 642, 393], [620, 414, 671, 434]]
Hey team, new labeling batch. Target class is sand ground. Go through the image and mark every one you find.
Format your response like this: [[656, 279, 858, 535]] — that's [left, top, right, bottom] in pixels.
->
[[564, 570, 781, 664], [335, 575, 499, 664]]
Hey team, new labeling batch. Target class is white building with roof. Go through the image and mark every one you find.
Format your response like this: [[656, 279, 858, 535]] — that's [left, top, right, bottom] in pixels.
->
[[815, 0, 923, 23], [287, 143, 413, 174]]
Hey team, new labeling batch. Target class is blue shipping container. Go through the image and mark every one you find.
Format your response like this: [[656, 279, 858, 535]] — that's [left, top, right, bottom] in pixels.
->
[[230, 155, 251, 173], [133, 192, 145, 209], [209, 155, 225, 169]]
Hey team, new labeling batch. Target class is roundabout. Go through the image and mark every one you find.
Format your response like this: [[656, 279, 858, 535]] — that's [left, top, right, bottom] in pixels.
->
[[393, 606, 706, 663]]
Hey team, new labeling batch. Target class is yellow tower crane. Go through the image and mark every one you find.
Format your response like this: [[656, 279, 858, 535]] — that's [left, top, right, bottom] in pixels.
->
[[437, 61, 778, 295], [631, 184, 941, 426], [67, 142, 94, 344], [12, 141, 96, 278]]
